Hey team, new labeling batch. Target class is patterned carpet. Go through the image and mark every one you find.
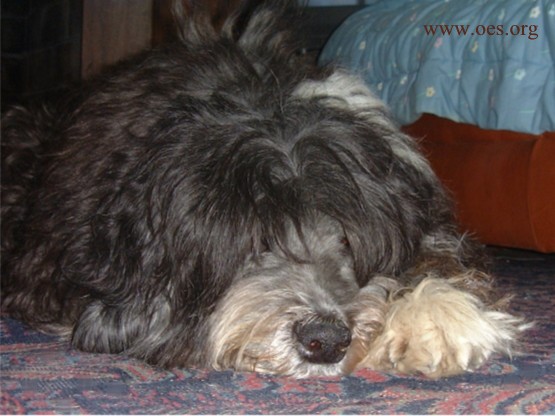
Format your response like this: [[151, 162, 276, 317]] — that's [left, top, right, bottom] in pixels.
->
[[1, 248, 554, 414]]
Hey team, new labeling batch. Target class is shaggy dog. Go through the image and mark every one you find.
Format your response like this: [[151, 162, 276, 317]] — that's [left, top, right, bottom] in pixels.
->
[[1, 1, 528, 378]]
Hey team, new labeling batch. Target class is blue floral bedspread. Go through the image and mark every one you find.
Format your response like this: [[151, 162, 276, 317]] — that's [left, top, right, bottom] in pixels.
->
[[319, 0, 555, 134]]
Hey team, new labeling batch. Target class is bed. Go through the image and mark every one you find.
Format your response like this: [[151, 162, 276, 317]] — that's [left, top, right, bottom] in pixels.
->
[[318, 0, 555, 253]]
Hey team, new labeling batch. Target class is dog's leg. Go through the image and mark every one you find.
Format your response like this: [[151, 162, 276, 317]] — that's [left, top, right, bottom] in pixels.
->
[[359, 237, 531, 378], [71, 295, 173, 361], [343, 276, 398, 373], [362, 272, 529, 377]]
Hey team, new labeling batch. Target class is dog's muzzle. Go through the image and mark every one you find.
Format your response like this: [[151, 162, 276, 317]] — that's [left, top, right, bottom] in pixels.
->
[[293, 317, 351, 364]]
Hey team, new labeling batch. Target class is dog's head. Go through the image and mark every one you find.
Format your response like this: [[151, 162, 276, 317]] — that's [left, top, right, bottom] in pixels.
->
[[159, 1, 447, 375], [206, 213, 400, 376]]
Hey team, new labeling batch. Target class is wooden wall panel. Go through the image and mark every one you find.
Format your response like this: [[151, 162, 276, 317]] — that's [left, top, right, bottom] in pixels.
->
[[82, 0, 153, 78]]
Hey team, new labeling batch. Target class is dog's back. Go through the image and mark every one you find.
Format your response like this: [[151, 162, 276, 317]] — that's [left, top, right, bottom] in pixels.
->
[[1, 1, 301, 279], [0, 0, 326, 361]]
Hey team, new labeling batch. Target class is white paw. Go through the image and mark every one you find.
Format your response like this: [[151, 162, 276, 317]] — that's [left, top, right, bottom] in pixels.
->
[[362, 277, 530, 378]]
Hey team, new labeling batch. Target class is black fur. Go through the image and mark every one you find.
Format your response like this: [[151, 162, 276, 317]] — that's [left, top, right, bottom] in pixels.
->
[[2, 1, 464, 368]]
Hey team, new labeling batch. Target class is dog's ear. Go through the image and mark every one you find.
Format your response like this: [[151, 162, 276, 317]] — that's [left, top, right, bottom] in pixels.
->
[[172, 0, 301, 51], [172, 0, 237, 43]]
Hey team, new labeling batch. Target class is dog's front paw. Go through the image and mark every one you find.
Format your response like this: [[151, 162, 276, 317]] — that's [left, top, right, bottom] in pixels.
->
[[361, 276, 530, 378]]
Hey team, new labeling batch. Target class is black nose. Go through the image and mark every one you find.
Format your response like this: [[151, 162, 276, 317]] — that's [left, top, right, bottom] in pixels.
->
[[293, 318, 351, 364]]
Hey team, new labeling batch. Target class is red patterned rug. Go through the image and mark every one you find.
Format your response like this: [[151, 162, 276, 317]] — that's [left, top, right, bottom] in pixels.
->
[[1, 249, 554, 414]]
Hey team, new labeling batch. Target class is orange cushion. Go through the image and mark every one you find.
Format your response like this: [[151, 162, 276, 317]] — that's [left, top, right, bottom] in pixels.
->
[[403, 114, 555, 253]]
